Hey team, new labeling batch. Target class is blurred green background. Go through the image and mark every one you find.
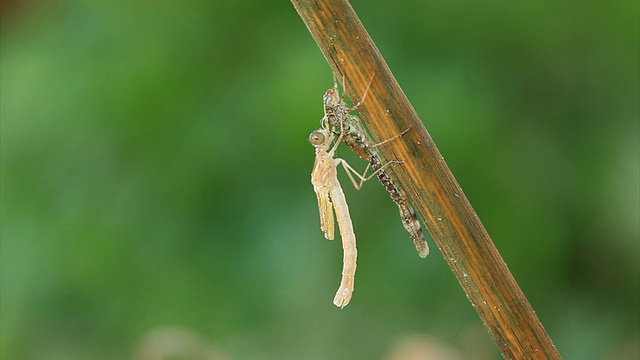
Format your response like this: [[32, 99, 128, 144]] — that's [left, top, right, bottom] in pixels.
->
[[1, 0, 638, 359]]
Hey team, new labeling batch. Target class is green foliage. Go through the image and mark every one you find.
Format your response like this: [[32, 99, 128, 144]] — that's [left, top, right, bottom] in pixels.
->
[[1, 1, 638, 359]]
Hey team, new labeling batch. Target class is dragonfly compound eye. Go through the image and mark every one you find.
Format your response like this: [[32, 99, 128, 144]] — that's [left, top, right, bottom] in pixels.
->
[[309, 130, 325, 145]]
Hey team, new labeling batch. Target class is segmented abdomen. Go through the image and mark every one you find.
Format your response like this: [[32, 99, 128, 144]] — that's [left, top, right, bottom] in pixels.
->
[[370, 154, 429, 258], [333, 115, 429, 258]]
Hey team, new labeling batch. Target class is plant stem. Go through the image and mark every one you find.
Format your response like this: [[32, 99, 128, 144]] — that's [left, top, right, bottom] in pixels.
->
[[291, 1, 562, 359]]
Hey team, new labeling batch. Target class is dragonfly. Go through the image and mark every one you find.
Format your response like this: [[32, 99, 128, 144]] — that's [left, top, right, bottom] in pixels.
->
[[322, 77, 430, 258], [309, 117, 397, 308]]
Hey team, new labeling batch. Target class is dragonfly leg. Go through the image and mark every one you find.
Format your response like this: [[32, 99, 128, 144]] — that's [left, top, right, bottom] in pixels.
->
[[337, 158, 403, 190], [371, 126, 412, 149]]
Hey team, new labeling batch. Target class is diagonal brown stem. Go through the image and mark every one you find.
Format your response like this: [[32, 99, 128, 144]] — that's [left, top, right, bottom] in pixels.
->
[[291, 0, 562, 359]]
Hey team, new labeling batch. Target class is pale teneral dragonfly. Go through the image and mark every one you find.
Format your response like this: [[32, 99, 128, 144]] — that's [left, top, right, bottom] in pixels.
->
[[309, 116, 396, 308]]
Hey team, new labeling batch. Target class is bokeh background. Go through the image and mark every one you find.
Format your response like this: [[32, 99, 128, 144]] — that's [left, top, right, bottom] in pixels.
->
[[1, 0, 638, 359]]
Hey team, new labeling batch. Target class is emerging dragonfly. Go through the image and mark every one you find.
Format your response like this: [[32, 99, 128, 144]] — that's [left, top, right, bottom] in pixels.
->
[[322, 77, 430, 258], [310, 117, 396, 308]]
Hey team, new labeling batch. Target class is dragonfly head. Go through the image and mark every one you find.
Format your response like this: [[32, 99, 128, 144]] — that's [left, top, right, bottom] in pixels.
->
[[309, 129, 330, 148]]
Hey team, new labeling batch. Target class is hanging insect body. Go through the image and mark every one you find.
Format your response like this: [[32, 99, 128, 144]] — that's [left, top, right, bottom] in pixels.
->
[[309, 120, 361, 308], [310, 76, 429, 308], [310, 114, 396, 308]]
